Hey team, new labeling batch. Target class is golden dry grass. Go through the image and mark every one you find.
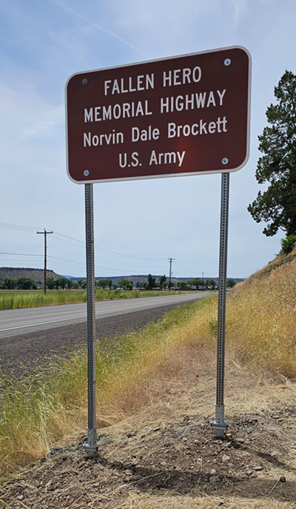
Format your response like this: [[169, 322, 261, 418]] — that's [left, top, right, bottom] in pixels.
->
[[118, 494, 293, 509], [178, 245, 296, 379], [225, 248, 296, 377], [0, 299, 209, 476]]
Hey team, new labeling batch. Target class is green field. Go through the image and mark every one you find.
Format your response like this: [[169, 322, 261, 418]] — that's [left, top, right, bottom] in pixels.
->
[[0, 288, 184, 310]]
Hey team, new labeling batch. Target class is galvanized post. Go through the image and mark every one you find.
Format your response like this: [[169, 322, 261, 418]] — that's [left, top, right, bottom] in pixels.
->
[[211, 172, 230, 438], [83, 183, 98, 457]]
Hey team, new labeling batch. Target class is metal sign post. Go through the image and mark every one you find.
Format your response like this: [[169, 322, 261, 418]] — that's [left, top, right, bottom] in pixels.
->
[[83, 183, 98, 457], [211, 172, 230, 437]]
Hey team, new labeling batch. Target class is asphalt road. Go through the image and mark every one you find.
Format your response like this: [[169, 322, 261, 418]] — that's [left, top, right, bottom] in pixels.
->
[[0, 293, 211, 339]]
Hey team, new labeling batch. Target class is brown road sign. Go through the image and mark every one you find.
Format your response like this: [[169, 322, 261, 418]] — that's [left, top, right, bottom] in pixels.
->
[[65, 46, 251, 184]]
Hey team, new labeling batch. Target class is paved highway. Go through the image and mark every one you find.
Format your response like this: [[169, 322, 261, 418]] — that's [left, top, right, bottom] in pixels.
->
[[0, 292, 211, 339]]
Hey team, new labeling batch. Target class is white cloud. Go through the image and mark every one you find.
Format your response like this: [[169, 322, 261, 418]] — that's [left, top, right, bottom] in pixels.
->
[[52, 0, 144, 54]]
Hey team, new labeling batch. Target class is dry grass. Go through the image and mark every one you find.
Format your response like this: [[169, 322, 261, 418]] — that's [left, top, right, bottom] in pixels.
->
[[0, 346, 296, 509], [117, 494, 293, 508], [95, 346, 296, 509], [0, 298, 210, 476], [225, 248, 296, 378], [176, 245, 296, 379], [3, 346, 295, 508]]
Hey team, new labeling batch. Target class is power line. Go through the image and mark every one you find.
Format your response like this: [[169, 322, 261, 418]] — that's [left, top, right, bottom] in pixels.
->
[[53, 231, 164, 261], [0, 222, 165, 263], [0, 222, 42, 232], [48, 256, 145, 275], [174, 260, 202, 275], [0, 251, 165, 275], [0, 252, 42, 257]]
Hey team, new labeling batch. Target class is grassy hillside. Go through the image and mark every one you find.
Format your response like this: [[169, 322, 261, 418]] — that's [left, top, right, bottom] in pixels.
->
[[224, 247, 296, 378], [181, 246, 296, 379]]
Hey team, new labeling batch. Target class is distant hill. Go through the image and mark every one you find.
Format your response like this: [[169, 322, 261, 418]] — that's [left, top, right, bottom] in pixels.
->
[[0, 267, 62, 285], [0, 268, 244, 287]]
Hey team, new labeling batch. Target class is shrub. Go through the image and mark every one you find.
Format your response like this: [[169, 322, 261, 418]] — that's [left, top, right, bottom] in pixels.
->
[[281, 234, 296, 254]]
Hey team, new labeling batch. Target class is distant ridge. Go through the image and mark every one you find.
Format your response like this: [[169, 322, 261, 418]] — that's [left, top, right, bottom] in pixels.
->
[[0, 268, 244, 286], [0, 267, 62, 284]]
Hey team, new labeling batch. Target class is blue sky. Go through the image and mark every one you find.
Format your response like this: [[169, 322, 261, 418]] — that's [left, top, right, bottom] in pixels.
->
[[0, 0, 295, 280]]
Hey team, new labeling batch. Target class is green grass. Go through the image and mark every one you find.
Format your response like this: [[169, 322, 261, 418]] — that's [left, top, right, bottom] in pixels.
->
[[0, 289, 185, 310], [0, 290, 86, 310]]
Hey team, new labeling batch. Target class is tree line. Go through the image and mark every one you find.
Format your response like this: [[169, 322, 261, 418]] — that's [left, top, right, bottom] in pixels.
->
[[0, 274, 237, 291], [176, 278, 235, 290], [0, 276, 79, 290], [0, 277, 38, 290], [95, 274, 167, 291]]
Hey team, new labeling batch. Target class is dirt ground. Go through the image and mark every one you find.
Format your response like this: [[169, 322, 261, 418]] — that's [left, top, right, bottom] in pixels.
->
[[1, 348, 296, 508]]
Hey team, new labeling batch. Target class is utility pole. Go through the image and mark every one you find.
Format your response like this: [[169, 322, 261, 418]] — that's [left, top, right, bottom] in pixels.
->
[[37, 229, 53, 294], [168, 258, 175, 291]]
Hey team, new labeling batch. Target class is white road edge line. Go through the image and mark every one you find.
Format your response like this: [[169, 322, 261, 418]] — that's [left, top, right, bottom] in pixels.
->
[[0, 317, 81, 332]]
